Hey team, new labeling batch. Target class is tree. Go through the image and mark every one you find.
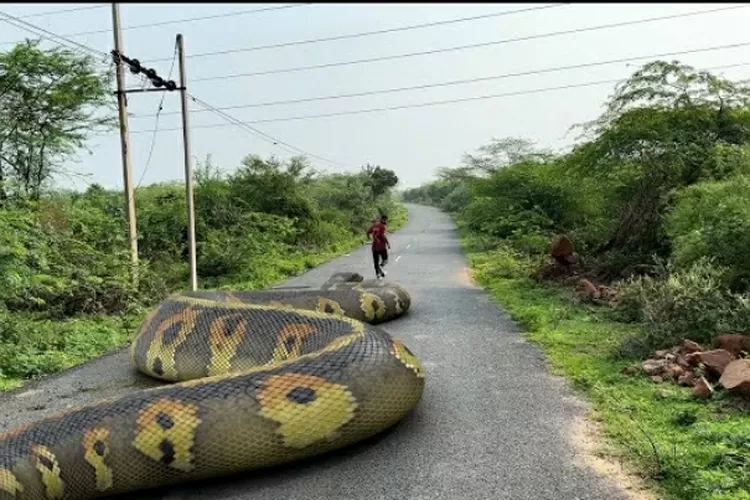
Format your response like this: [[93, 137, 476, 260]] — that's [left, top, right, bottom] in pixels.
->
[[574, 60, 750, 140], [461, 137, 552, 174], [568, 60, 750, 259], [0, 40, 114, 201], [228, 154, 317, 222], [361, 164, 398, 198]]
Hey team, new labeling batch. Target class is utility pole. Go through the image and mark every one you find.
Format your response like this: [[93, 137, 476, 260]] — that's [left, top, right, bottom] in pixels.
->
[[111, 2, 139, 286], [177, 34, 198, 291]]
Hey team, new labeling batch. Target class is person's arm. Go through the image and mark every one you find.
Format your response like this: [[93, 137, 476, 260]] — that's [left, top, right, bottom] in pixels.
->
[[384, 233, 390, 249]]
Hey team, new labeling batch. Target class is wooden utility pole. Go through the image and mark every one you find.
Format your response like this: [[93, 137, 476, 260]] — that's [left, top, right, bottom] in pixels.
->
[[111, 2, 139, 285], [177, 34, 198, 291]]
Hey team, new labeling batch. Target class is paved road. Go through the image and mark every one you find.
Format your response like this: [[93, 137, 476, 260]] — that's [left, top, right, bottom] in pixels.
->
[[0, 204, 629, 500]]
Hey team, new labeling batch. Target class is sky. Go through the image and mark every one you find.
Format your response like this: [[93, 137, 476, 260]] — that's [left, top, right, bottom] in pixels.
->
[[1, 2, 750, 191]]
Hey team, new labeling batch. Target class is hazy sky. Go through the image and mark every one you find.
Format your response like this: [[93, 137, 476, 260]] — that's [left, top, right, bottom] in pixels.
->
[[1, 2, 749, 191]]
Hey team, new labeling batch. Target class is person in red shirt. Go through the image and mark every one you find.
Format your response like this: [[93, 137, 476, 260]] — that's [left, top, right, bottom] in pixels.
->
[[366, 215, 390, 279]]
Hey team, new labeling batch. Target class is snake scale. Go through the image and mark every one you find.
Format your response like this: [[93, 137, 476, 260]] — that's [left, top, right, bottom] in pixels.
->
[[0, 272, 425, 499]]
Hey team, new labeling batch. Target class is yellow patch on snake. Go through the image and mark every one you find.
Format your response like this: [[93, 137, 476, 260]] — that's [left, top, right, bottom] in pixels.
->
[[82, 427, 113, 492], [316, 297, 345, 317], [31, 445, 65, 499], [384, 289, 404, 314], [271, 323, 316, 363], [130, 305, 161, 366], [0, 468, 24, 496], [144, 306, 199, 379], [207, 313, 248, 376], [391, 338, 425, 378], [133, 398, 201, 472], [359, 292, 386, 322], [266, 300, 296, 310], [323, 332, 361, 352], [256, 373, 357, 448]]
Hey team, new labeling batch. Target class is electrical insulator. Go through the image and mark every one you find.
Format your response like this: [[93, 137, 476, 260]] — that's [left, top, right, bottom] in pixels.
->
[[128, 58, 141, 74]]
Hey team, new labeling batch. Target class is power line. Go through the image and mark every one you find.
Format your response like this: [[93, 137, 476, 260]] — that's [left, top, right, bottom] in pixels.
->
[[16, 4, 107, 19], [188, 94, 355, 169], [191, 4, 750, 82], [0, 9, 107, 59], [0, 10, 158, 91], [147, 4, 570, 63], [143, 41, 750, 117], [129, 61, 750, 133], [0, 4, 310, 48]]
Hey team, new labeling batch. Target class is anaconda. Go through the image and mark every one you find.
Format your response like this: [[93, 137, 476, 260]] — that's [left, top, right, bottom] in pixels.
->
[[0, 272, 424, 499]]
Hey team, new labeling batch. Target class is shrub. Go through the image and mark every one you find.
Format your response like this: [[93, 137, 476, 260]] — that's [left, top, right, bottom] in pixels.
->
[[666, 174, 750, 292], [470, 245, 539, 281], [616, 258, 750, 356]]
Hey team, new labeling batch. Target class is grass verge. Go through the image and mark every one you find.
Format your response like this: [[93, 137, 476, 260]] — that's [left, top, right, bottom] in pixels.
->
[[460, 232, 750, 500], [0, 204, 408, 392]]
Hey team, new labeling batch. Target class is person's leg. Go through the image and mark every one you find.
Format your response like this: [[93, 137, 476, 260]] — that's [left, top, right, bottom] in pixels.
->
[[373, 249, 382, 278], [377, 250, 387, 278], [379, 249, 388, 276]]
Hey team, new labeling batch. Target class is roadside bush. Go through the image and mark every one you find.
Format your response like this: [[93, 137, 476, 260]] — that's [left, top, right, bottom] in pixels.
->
[[616, 258, 750, 356], [0, 203, 151, 318], [470, 244, 539, 281], [440, 183, 471, 213], [666, 174, 750, 292], [197, 212, 296, 283], [0, 312, 130, 380]]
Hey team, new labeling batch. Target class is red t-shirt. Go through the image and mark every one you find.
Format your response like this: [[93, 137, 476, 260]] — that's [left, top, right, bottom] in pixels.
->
[[368, 222, 388, 251]]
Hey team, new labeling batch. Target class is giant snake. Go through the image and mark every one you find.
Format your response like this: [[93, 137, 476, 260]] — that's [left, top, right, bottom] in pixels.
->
[[0, 272, 425, 499]]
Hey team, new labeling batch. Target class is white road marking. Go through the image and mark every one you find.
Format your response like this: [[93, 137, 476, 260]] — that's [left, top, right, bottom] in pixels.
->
[[395, 255, 402, 263], [406, 244, 411, 250]]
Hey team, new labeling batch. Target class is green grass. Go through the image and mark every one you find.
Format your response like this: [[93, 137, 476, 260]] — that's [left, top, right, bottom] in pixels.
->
[[0, 204, 409, 392], [461, 233, 750, 500], [0, 313, 140, 391]]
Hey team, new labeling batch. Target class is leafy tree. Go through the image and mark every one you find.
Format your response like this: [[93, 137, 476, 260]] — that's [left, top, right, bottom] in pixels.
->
[[461, 137, 552, 174], [228, 154, 317, 223], [567, 60, 750, 265], [361, 164, 399, 198], [0, 41, 114, 201]]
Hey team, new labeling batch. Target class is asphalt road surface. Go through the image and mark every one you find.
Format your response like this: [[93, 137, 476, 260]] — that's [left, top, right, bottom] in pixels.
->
[[0, 204, 629, 500]]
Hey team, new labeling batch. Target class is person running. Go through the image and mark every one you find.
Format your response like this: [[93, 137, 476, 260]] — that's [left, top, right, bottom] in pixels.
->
[[367, 215, 390, 279]]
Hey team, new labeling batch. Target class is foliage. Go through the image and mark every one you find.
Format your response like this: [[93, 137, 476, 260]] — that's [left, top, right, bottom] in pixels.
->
[[361, 163, 399, 198], [617, 259, 750, 356], [459, 159, 584, 239], [0, 311, 134, 383], [666, 173, 750, 291], [0, 40, 114, 201], [461, 137, 552, 174]]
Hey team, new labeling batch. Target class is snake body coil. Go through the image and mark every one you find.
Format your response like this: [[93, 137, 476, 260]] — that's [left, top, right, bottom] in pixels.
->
[[0, 273, 424, 499]]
